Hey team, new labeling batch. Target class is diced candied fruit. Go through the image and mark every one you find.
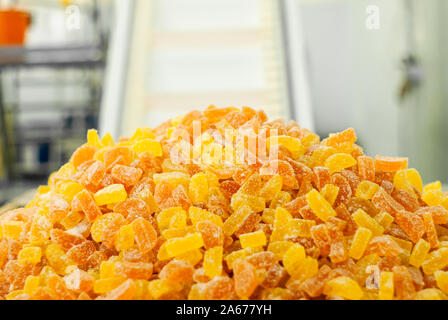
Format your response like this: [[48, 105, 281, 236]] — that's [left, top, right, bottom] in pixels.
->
[[233, 259, 258, 299], [352, 209, 384, 236], [320, 184, 339, 206], [2, 107, 448, 300], [189, 172, 209, 204], [94, 184, 127, 206], [306, 189, 337, 222], [203, 246, 223, 279], [131, 217, 157, 253], [73, 189, 101, 222], [282, 244, 305, 276], [18, 247, 42, 264], [115, 261, 153, 280], [393, 266, 415, 300], [374, 211, 394, 229], [189, 206, 223, 227], [223, 205, 252, 236], [434, 271, 448, 295], [323, 276, 363, 300], [239, 230, 267, 249], [324, 153, 357, 174], [355, 181, 380, 200], [24, 275, 40, 295], [159, 260, 194, 284], [64, 269, 94, 292], [115, 224, 135, 251], [379, 271, 394, 300], [357, 155, 375, 181], [421, 247, 448, 275], [374, 155, 408, 172], [323, 128, 357, 147], [165, 232, 204, 258], [196, 221, 224, 249], [94, 277, 127, 294], [349, 227, 372, 260], [111, 165, 143, 187], [102, 279, 136, 300], [2, 221, 24, 239], [393, 168, 423, 195], [395, 210, 424, 243], [409, 239, 430, 268]]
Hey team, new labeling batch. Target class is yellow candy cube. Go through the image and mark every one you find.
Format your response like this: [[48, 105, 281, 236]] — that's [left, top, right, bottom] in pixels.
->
[[18, 246, 42, 264], [115, 224, 135, 251], [6, 290, 26, 300], [24, 275, 41, 295], [45, 244, 71, 275], [287, 219, 316, 238], [410, 239, 431, 268], [323, 276, 364, 300], [100, 261, 116, 279], [189, 206, 223, 227], [131, 139, 162, 156], [320, 184, 339, 206], [415, 288, 444, 300], [261, 208, 275, 224], [324, 153, 357, 174], [158, 207, 187, 230], [260, 175, 283, 201], [270, 207, 293, 242], [306, 189, 337, 222], [422, 189, 445, 206], [225, 247, 261, 270], [240, 230, 267, 249], [289, 256, 318, 282], [393, 168, 423, 195], [177, 248, 203, 266], [130, 127, 155, 141], [267, 135, 304, 159], [189, 172, 209, 204], [374, 211, 394, 229], [379, 271, 394, 300], [421, 247, 448, 275], [423, 181, 442, 193], [56, 181, 84, 202], [100, 132, 115, 147], [162, 226, 194, 240], [165, 232, 204, 258], [352, 209, 384, 236], [148, 279, 182, 299], [283, 244, 306, 276], [94, 184, 127, 206], [87, 129, 102, 148], [355, 181, 380, 200], [267, 241, 294, 260], [349, 227, 372, 260], [434, 271, 448, 295], [93, 277, 126, 294], [230, 193, 265, 212], [2, 221, 24, 240], [223, 205, 252, 236], [204, 246, 223, 278]]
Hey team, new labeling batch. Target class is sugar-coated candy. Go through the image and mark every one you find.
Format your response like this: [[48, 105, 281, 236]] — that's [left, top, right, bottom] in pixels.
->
[[1, 106, 447, 300], [323, 276, 364, 300]]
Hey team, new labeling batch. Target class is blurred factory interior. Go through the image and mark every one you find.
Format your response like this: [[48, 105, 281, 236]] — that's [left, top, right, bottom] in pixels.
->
[[0, 0, 447, 205]]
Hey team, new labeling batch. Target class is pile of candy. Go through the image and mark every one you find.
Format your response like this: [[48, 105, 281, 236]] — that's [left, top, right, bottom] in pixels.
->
[[1, 106, 448, 300]]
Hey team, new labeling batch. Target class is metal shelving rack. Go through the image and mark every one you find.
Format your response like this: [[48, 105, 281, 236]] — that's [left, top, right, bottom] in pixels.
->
[[0, 45, 105, 202], [0, 2, 107, 204]]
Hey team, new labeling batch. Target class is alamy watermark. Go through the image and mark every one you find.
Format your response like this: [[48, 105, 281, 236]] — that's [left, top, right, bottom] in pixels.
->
[[366, 5, 380, 30], [65, 5, 81, 31]]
